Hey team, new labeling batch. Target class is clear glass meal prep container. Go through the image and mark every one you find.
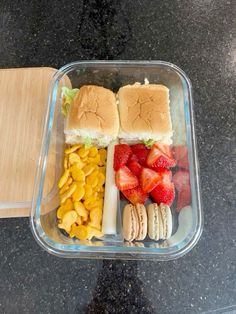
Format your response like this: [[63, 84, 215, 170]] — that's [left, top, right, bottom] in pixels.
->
[[30, 61, 203, 260]]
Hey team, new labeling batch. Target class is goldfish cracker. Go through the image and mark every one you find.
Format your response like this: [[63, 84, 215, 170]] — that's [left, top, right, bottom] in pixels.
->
[[88, 154, 100, 165], [89, 146, 98, 158], [98, 192, 105, 199], [64, 156, 69, 169], [57, 198, 74, 219], [98, 148, 107, 166], [84, 196, 97, 210], [86, 174, 98, 188], [69, 223, 79, 238], [72, 184, 85, 202], [89, 199, 103, 211], [81, 157, 88, 164], [65, 144, 82, 154], [87, 226, 104, 240], [60, 182, 77, 204], [58, 169, 70, 188], [99, 166, 106, 176], [76, 215, 82, 225], [83, 164, 95, 176], [74, 201, 89, 220], [58, 210, 77, 233], [71, 167, 85, 182], [90, 169, 99, 178], [97, 172, 105, 187], [72, 225, 89, 240], [63, 198, 74, 210], [78, 147, 89, 158], [59, 177, 72, 195], [95, 186, 104, 193], [87, 221, 101, 230], [83, 184, 93, 199], [69, 153, 83, 166], [69, 156, 84, 170], [90, 207, 102, 221], [57, 206, 70, 219]]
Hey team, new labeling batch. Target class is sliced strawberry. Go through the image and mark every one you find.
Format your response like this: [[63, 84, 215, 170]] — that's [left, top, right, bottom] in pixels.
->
[[128, 154, 139, 162], [122, 186, 148, 205], [147, 143, 176, 168], [173, 170, 191, 211], [135, 148, 150, 166], [115, 166, 139, 191], [152, 167, 172, 182], [127, 160, 143, 177], [176, 186, 191, 212], [140, 168, 160, 193], [156, 143, 173, 158], [113, 144, 132, 171], [173, 170, 190, 191], [150, 181, 175, 206], [172, 145, 189, 169], [131, 144, 146, 154]]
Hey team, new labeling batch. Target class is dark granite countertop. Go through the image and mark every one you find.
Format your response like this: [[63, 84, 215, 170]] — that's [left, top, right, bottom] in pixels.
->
[[0, 0, 235, 313]]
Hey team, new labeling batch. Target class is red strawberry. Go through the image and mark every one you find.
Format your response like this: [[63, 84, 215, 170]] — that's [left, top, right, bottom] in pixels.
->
[[129, 154, 139, 162], [113, 144, 132, 171], [173, 170, 191, 211], [122, 186, 148, 205], [156, 143, 173, 157], [176, 186, 191, 212], [127, 160, 143, 177], [135, 148, 150, 166], [173, 170, 190, 191], [131, 144, 147, 153], [173, 145, 189, 169], [152, 167, 172, 182], [115, 166, 139, 191], [147, 143, 176, 168], [150, 182, 175, 206], [140, 168, 160, 193]]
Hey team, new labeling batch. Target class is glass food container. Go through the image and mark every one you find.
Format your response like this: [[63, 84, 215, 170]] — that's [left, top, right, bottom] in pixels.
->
[[30, 61, 203, 260]]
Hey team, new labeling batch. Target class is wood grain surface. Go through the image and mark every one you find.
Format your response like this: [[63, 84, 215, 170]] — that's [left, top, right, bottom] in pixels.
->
[[0, 67, 63, 217]]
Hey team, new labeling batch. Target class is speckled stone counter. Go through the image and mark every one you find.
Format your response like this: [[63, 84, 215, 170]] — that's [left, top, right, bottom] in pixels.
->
[[0, 1, 235, 313]]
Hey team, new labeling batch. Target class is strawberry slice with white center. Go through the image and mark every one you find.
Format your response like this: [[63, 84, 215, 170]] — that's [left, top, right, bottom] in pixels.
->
[[115, 166, 139, 191], [122, 186, 148, 205], [140, 168, 160, 193], [147, 143, 176, 168]]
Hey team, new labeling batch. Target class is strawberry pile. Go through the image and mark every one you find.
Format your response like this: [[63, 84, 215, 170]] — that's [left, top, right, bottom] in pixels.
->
[[113, 143, 177, 206]]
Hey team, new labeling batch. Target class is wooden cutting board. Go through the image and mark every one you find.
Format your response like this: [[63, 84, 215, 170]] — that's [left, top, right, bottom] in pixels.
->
[[0, 67, 63, 218]]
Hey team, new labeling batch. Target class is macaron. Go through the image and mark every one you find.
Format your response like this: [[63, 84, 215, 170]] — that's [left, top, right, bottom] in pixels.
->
[[135, 203, 148, 241], [122, 203, 148, 241], [147, 203, 172, 241], [159, 203, 172, 239], [122, 204, 138, 241], [147, 203, 160, 241]]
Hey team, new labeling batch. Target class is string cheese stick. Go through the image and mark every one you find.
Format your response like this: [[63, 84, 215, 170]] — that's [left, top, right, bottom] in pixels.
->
[[102, 141, 118, 235]]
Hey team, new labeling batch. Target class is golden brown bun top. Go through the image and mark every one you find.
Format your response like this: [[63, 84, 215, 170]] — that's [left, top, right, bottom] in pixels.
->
[[65, 85, 119, 136], [118, 84, 172, 136]]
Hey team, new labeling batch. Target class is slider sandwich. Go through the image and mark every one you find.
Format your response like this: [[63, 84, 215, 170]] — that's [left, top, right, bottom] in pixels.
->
[[64, 85, 119, 147], [118, 84, 173, 145]]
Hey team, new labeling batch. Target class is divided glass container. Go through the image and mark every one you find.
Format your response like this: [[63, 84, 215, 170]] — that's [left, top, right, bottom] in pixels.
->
[[30, 61, 203, 260]]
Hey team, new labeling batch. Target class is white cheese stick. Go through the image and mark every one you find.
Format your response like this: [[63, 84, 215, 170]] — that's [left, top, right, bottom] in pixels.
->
[[102, 141, 118, 235]]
